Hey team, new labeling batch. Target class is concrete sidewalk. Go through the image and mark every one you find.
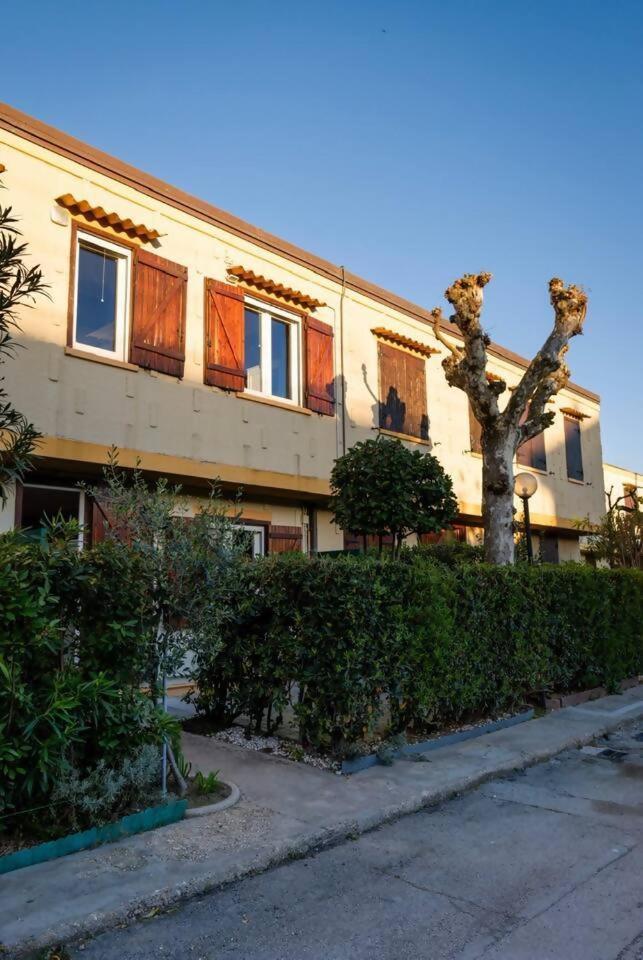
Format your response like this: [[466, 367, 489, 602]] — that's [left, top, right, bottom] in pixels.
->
[[2, 686, 642, 957]]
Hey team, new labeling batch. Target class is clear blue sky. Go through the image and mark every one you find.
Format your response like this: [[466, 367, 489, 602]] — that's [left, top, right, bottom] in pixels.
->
[[3, 0, 642, 469]]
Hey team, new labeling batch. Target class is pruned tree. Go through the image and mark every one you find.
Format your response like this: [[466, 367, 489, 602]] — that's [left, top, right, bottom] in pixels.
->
[[431, 274, 588, 564], [330, 436, 458, 558], [0, 179, 47, 504]]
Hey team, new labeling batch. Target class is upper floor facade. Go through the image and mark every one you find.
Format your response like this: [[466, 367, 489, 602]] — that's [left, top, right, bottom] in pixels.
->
[[0, 103, 606, 552]]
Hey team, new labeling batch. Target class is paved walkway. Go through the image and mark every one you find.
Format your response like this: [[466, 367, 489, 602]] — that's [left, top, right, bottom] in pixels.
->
[[70, 719, 643, 960], [1, 686, 642, 957]]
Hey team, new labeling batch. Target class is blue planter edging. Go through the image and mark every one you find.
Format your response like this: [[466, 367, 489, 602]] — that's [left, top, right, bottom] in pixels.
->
[[0, 799, 188, 876], [341, 708, 535, 775]]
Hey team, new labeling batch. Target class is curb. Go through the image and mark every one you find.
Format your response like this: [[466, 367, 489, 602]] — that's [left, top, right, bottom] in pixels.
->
[[7, 700, 642, 958], [342, 709, 535, 774], [184, 782, 240, 818]]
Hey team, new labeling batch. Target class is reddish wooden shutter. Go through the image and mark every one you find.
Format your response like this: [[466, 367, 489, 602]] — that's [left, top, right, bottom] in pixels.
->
[[517, 403, 546, 472], [131, 251, 187, 377], [305, 317, 335, 415], [378, 343, 428, 440], [204, 279, 246, 391], [268, 525, 303, 554], [469, 402, 482, 454], [90, 497, 110, 545]]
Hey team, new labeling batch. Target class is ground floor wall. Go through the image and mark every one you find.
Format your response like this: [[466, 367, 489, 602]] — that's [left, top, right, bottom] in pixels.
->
[[1, 468, 583, 563]]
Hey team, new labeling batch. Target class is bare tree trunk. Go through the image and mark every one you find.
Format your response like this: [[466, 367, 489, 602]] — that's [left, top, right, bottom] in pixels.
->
[[482, 435, 515, 564], [431, 274, 588, 565]]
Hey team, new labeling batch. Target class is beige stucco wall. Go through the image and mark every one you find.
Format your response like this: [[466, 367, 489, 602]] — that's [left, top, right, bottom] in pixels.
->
[[602, 463, 641, 509], [0, 125, 605, 539]]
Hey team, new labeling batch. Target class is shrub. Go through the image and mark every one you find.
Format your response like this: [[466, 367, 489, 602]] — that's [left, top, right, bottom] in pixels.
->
[[330, 436, 458, 557], [189, 554, 643, 754], [51, 744, 162, 830], [0, 529, 177, 822]]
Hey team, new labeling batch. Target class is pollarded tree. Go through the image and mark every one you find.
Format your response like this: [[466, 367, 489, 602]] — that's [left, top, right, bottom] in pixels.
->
[[431, 274, 588, 565], [0, 180, 46, 504], [330, 436, 458, 558]]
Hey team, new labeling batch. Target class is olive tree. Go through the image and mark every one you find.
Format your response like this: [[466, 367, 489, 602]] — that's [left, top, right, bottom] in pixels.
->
[[330, 436, 458, 558], [431, 274, 588, 564]]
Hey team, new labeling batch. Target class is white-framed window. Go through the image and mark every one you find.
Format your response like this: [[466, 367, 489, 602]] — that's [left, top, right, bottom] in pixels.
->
[[73, 230, 131, 361], [18, 483, 86, 547], [234, 523, 266, 558], [243, 297, 301, 403]]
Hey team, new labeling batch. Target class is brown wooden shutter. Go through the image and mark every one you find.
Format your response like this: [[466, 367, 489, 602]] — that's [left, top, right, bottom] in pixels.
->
[[131, 251, 187, 377], [469, 402, 482, 454], [204, 279, 246, 391], [268, 525, 303, 554], [305, 317, 335, 415], [378, 343, 428, 440], [517, 403, 546, 471], [90, 497, 110, 545]]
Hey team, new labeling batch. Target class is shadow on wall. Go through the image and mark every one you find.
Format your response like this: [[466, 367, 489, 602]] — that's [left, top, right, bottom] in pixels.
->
[[360, 362, 432, 447]]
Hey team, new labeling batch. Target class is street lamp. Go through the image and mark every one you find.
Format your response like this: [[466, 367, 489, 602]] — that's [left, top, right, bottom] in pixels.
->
[[514, 472, 538, 563]]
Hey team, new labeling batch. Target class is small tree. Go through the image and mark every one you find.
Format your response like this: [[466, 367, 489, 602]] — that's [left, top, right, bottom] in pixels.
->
[[330, 436, 458, 557], [85, 450, 248, 790], [431, 274, 588, 564], [0, 180, 47, 503], [580, 487, 642, 569]]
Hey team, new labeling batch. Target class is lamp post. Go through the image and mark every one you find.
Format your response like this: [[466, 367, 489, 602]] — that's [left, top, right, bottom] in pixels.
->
[[514, 472, 538, 563]]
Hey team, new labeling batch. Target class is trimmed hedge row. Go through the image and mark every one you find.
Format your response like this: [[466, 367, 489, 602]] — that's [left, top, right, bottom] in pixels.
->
[[189, 555, 643, 753]]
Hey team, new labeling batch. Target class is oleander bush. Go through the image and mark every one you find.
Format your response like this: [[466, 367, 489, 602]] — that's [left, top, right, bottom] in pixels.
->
[[0, 529, 177, 825], [189, 552, 643, 754]]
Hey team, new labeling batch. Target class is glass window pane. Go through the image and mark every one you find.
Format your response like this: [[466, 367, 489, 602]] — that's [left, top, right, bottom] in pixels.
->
[[244, 309, 262, 391], [76, 245, 118, 351], [19, 486, 80, 541], [271, 318, 290, 399]]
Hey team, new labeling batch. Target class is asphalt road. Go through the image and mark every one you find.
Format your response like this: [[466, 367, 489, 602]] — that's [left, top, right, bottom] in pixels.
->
[[72, 722, 643, 960]]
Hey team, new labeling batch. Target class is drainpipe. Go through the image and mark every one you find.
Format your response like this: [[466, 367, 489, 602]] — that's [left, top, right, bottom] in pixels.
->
[[339, 265, 347, 456]]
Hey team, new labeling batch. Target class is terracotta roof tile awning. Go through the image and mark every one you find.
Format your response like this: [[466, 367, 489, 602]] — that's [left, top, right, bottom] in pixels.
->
[[372, 327, 440, 358], [56, 194, 161, 242], [227, 266, 325, 311], [560, 406, 590, 420]]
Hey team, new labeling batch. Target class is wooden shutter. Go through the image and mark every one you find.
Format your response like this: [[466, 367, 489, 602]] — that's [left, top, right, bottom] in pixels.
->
[[378, 343, 428, 440], [305, 317, 335, 415], [268, 525, 303, 554], [517, 403, 546, 472], [541, 531, 560, 563], [564, 416, 584, 481], [204, 279, 246, 390], [469, 403, 482, 454], [131, 251, 187, 377]]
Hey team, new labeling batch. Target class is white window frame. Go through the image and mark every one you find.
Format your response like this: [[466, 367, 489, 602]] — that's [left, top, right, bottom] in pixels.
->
[[20, 483, 86, 548], [244, 296, 301, 405], [233, 522, 266, 558], [73, 230, 132, 361]]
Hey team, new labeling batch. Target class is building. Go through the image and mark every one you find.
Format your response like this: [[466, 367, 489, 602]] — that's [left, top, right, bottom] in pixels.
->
[[603, 463, 641, 511], [0, 103, 605, 560]]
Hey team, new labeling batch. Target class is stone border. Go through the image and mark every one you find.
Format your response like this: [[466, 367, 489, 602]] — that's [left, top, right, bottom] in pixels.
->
[[185, 781, 240, 818], [544, 677, 639, 711], [0, 800, 187, 876], [342, 709, 535, 774]]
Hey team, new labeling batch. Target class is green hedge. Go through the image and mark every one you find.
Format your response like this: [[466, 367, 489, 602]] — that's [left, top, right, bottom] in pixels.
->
[[189, 555, 643, 753], [0, 534, 175, 821]]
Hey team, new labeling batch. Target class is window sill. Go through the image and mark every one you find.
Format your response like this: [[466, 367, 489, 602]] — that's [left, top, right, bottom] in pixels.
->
[[567, 477, 585, 485], [513, 463, 549, 477], [378, 427, 430, 446], [235, 391, 312, 415], [65, 346, 139, 372]]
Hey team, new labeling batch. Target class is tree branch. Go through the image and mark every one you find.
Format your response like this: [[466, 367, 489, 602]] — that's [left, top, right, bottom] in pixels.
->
[[435, 273, 499, 422], [505, 278, 587, 433]]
